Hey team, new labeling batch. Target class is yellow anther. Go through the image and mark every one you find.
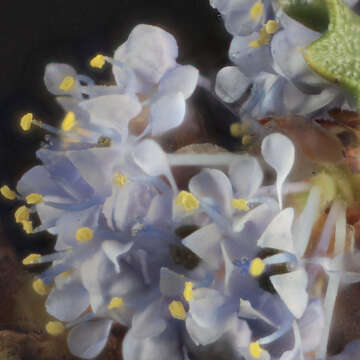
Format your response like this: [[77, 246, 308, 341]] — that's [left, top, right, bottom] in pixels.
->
[[76, 227, 93, 243], [230, 123, 248, 138], [46, 321, 65, 336], [0, 185, 16, 200], [61, 112, 76, 132], [26, 193, 43, 205], [232, 198, 250, 211], [249, 258, 265, 277], [169, 300, 186, 320], [113, 173, 127, 187], [242, 135, 253, 146], [22, 220, 33, 234], [250, 2, 264, 20], [22, 253, 41, 265], [249, 28, 270, 48], [183, 281, 194, 302], [175, 191, 199, 211], [108, 297, 124, 310], [20, 113, 33, 131], [59, 76, 75, 91], [32, 278, 49, 296], [90, 54, 106, 69], [249, 342, 262, 358], [58, 270, 73, 278], [15, 205, 30, 223], [265, 20, 280, 34]]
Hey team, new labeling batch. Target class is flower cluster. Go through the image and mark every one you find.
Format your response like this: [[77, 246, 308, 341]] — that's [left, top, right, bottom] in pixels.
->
[[3, 3, 360, 360], [210, 0, 359, 120]]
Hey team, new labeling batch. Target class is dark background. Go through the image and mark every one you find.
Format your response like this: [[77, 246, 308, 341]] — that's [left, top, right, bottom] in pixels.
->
[[0, 0, 232, 257]]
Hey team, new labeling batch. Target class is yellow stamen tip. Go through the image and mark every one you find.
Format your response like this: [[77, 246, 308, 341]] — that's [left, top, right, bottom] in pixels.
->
[[26, 193, 43, 205], [20, 113, 33, 131], [250, 2, 264, 20], [59, 76, 75, 91], [242, 135, 253, 146], [32, 278, 49, 296], [15, 205, 30, 223], [249, 342, 263, 358], [113, 173, 127, 187], [90, 54, 106, 69], [232, 198, 250, 211], [169, 300, 186, 320], [183, 281, 194, 302], [175, 191, 199, 211], [0, 185, 16, 200], [58, 270, 73, 279], [265, 20, 279, 34], [230, 123, 248, 138], [61, 112, 76, 132], [46, 321, 65, 336], [75, 227, 94, 243], [22, 253, 41, 265], [249, 40, 261, 48], [22, 220, 33, 234], [249, 258, 265, 277], [108, 297, 124, 310]]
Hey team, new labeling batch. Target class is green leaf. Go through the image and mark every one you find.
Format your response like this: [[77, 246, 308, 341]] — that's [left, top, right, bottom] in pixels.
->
[[279, 0, 329, 32], [303, 0, 360, 111]]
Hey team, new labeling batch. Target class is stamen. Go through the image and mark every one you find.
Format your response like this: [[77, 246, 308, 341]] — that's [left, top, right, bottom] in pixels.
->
[[250, 2, 264, 20], [32, 278, 50, 296], [57, 270, 73, 279], [75, 227, 94, 243], [249, 258, 265, 277], [26, 193, 43, 205], [249, 28, 270, 48], [175, 191, 199, 211], [113, 173, 127, 187], [242, 135, 253, 146], [90, 54, 106, 69], [265, 20, 279, 34], [14, 205, 30, 223], [232, 198, 249, 211], [0, 185, 16, 200], [183, 281, 194, 302], [61, 112, 76, 132], [108, 297, 124, 310], [22, 253, 41, 265], [22, 220, 33, 234], [249, 342, 263, 358], [168, 300, 186, 320], [20, 113, 33, 131], [230, 123, 248, 138], [46, 321, 65, 336], [59, 76, 75, 91]]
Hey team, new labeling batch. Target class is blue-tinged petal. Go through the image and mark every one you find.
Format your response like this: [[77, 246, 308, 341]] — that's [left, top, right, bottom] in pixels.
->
[[102, 240, 133, 272], [270, 268, 308, 319], [131, 139, 177, 191], [37, 149, 95, 201], [44, 63, 81, 98], [149, 92, 185, 136], [229, 35, 273, 77], [228, 154, 263, 199], [261, 133, 295, 209], [114, 25, 178, 92], [293, 186, 321, 258], [224, 0, 265, 36], [79, 94, 141, 137], [215, 66, 251, 103], [186, 313, 225, 346], [257, 208, 294, 253], [67, 319, 112, 359], [189, 168, 233, 219], [189, 288, 227, 329], [298, 299, 324, 354], [182, 223, 223, 269], [144, 190, 173, 228], [220, 242, 235, 294], [159, 267, 187, 297], [46, 281, 89, 322], [158, 65, 199, 99], [131, 300, 166, 338], [210, 0, 232, 13], [122, 325, 184, 360]]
